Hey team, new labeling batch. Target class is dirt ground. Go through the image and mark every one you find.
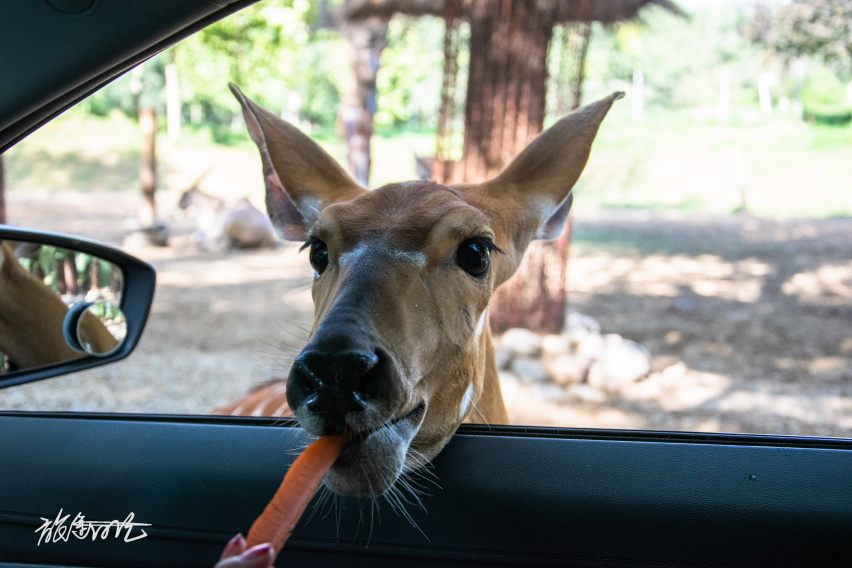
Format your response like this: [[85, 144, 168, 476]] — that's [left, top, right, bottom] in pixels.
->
[[2, 189, 850, 438]]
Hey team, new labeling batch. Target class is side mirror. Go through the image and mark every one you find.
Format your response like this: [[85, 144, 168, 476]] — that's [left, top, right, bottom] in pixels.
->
[[0, 225, 155, 389]]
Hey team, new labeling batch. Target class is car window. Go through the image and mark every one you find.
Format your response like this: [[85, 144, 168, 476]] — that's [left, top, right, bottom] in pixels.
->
[[1, 0, 850, 439]]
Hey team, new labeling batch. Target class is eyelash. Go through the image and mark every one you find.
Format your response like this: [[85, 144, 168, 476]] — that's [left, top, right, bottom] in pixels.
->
[[469, 237, 503, 255], [299, 237, 322, 253]]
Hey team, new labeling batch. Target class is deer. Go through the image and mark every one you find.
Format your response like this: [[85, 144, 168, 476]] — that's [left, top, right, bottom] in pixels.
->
[[0, 241, 117, 371], [216, 84, 621, 501], [178, 182, 278, 252]]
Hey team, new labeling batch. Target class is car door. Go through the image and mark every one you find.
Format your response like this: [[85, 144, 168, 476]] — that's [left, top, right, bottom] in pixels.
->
[[1, 1, 851, 567]]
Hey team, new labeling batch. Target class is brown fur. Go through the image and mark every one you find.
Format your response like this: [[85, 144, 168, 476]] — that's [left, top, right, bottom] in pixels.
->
[[0, 242, 117, 370]]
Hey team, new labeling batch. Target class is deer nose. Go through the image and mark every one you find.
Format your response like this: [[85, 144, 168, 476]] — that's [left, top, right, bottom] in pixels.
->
[[287, 349, 381, 433]]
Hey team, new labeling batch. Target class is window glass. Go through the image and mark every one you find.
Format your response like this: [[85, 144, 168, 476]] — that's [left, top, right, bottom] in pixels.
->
[[1, 0, 849, 438]]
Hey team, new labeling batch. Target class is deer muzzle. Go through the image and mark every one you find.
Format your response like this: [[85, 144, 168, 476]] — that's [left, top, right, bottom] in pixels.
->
[[286, 321, 423, 496]]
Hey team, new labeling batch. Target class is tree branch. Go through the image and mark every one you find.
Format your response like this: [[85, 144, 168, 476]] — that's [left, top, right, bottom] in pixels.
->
[[343, 0, 446, 21], [553, 0, 687, 24]]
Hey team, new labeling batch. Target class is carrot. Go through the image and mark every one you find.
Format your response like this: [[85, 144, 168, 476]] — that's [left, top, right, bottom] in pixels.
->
[[245, 433, 348, 557]]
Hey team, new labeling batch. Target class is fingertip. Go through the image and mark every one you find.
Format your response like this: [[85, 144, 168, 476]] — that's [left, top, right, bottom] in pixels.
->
[[243, 543, 274, 559], [240, 543, 275, 567], [220, 533, 246, 560]]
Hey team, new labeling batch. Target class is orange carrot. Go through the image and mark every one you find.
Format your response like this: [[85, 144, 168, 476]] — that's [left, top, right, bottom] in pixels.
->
[[245, 434, 348, 557]]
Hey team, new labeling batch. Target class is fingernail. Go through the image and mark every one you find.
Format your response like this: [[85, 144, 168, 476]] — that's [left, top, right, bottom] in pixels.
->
[[243, 543, 274, 559], [221, 533, 245, 559]]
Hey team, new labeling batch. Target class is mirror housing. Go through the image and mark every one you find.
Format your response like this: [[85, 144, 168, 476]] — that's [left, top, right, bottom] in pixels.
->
[[0, 225, 155, 389]]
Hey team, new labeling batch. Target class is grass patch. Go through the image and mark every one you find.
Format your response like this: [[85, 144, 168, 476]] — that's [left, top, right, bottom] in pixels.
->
[[5, 105, 851, 219], [580, 107, 852, 219]]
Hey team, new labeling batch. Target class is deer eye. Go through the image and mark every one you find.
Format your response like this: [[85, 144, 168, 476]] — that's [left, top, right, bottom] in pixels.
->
[[456, 238, 498, 279], [307, 239, 329, 276]]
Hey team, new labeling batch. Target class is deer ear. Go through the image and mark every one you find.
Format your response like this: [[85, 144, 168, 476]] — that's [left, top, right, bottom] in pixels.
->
[[495, 91, 623, 240], [229, 83, 366, 240]]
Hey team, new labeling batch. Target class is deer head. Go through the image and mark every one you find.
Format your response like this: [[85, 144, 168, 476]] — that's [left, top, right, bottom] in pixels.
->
[[231, 84, 621, 496]]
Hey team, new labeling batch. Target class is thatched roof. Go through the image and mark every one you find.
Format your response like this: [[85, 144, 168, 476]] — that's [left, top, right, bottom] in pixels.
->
[[555, 0, 686, 24], [342, 0, 685, 23]]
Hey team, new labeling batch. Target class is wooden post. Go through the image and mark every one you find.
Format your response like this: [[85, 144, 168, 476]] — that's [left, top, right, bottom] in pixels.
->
[[339, 14, 388, 186], [138, 106, 158, 225], [632, 69, 644, 123], [758, 72, 773, 116], [165, 63, 181, 140], [718, 65, 730, 124]]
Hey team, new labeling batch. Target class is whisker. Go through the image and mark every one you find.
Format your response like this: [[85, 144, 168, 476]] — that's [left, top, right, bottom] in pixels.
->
[[470, 398, 492, 430], [305, 484, 332, 524]]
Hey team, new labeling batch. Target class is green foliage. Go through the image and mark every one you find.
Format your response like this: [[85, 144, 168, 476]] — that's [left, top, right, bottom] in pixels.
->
[[802, 104, 852, 126], [170, 1, 308, 115], [577, 108, 852, 218], [81, 4, 447, 134], [800, 64, 852, 125], [289, 30, 349, 129], [749, 0, 852, 78], [802, 64, 846, 107], [86, 58, 166, 116], [86, 1, 324, 130], [374, 16, 444, 129], [584, 2, 761, 111]]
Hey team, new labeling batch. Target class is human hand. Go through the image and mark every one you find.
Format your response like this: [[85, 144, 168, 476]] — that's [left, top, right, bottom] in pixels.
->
[[213, 534, 275, 568]]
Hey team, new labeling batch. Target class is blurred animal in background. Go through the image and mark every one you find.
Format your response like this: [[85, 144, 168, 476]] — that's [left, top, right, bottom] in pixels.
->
[[414, 154, 434, 180], [177, 177, 277, 252]]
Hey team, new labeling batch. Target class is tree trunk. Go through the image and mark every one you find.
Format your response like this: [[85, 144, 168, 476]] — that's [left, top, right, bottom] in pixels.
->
[[459, 0, 554, 182], [453, 0, 566, 334], [490, 219, 572, 334], [64, 253, 79, 297], [90, 257, 101, 294], [338, 14, 389, 186], [55, 256, 67, 296], [110, 265, 122, 295], [139, 107, 158, 225]]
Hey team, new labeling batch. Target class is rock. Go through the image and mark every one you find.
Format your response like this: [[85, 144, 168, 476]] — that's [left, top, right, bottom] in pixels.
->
[[510, 357, 549, 383], [499, 328, 542, 357], [567, 384, 607, 404], [494, 347, 513, 371], [542, 334, 571, 357], [563, 312, 601, 343], [577, 332, 605, 360], [603, 333, 624, 346], [498, 370, 521, 400], [587, 339, 651, 393], [123, 220, 170, 247], [661, 361, 688, 381], [530, 383, 566, 403], [545, 353, 590, 385]]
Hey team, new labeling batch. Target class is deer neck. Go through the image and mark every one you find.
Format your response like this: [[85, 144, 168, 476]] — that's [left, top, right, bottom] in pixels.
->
[[464, 314, 509, 425], [0, 242, 79, 368]]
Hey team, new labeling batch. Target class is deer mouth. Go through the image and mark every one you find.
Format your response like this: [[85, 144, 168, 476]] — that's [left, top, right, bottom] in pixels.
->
[[324, 401, 426, 497], [350, 401, 425, 441]]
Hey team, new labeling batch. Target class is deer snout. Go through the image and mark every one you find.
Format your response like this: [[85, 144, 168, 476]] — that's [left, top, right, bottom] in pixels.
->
[[287, 344, 404, 436]]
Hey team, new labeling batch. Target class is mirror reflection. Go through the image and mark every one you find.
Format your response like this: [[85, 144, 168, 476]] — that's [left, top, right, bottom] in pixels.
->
[[0, 240, 124, 374]]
